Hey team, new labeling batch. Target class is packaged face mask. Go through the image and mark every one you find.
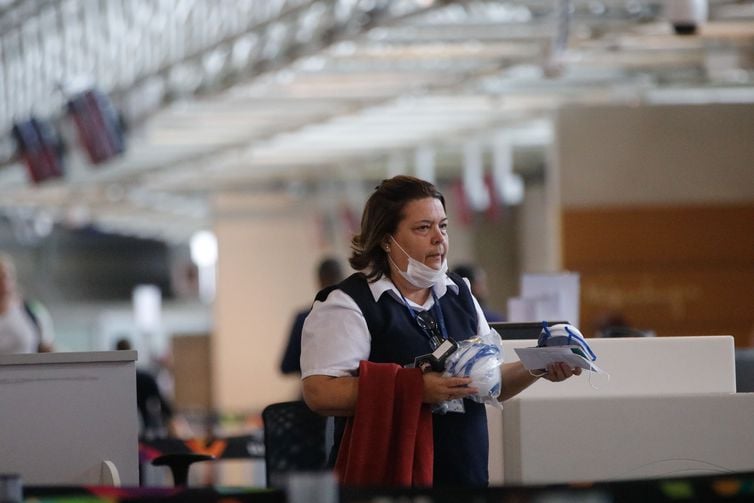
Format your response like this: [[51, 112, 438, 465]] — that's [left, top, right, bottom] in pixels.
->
[[435, 328, 504, 414], [514, 323, 608, 387], [528, 322, 609, 381], [538, 323, 597, 362]]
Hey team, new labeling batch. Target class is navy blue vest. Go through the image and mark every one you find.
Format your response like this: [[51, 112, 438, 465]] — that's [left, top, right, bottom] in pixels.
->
[[316, 272, 489, 487]]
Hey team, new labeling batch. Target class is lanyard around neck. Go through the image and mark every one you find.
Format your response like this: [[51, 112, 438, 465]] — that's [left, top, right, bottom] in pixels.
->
[[397, 287, 449, 346]]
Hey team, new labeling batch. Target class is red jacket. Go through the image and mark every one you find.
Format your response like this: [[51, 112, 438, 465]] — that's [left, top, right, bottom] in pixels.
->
[[335, 360, 433, 487]]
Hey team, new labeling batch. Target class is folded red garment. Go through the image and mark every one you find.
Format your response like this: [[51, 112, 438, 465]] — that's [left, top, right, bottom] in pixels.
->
[[335, 360, 433, 487]]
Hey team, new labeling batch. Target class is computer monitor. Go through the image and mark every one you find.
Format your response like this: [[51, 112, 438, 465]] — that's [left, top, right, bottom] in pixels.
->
[[489, 321, 569, 340]]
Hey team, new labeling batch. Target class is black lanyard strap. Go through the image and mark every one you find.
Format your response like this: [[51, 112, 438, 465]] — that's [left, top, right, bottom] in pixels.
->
[[416, 310, 444, 350], [398, 288, 450, 350]]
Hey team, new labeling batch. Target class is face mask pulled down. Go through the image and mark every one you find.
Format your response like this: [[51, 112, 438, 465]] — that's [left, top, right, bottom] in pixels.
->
[[388, 236, 447, 289]]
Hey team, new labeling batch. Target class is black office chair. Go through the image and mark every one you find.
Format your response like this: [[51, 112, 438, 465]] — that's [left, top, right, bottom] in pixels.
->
[[261, 400, 330, 488], [142, 434, 264, 486], [151, 452, 215, 486]]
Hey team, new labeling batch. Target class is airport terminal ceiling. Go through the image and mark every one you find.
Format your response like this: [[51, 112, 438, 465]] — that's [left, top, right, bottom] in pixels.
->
[[1, 0, 753, 243]]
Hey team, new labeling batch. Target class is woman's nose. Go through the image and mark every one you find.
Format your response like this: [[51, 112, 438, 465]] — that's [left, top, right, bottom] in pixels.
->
[[431, 227, 445, 244]]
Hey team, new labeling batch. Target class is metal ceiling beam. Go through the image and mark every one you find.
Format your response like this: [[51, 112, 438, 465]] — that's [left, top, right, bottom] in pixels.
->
[[1, 0, 754, 242]]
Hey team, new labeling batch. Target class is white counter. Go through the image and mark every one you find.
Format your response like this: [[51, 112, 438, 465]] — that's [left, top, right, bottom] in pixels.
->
[[502, 393, 754, 484], [488, 335, 749, 485], [0, 350, 138, 486]]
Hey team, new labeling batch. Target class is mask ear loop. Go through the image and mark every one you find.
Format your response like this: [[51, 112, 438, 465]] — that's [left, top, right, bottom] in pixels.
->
[[585, 367, 610, 390], [529, 368, 548, 378]]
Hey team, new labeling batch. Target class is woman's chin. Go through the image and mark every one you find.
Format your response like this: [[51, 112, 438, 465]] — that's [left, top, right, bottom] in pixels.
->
[[426, 258, 443, 269]]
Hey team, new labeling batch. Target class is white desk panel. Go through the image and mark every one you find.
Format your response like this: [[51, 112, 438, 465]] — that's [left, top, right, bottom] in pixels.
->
[[502, 393, 754, 484], [0, 351, 138, 486], [488, 336, 737, 484], [499, 336, 736, 398]]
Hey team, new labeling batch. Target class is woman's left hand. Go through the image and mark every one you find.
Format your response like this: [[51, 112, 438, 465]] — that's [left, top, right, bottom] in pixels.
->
[[541, 362, 582, 382]]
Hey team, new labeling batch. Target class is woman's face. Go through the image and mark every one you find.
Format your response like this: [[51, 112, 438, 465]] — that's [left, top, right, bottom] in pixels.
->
[[387, 197, 448, 271]]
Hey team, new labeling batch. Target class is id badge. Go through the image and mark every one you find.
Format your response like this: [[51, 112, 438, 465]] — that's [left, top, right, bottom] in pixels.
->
[[414, 338, 458, 373]]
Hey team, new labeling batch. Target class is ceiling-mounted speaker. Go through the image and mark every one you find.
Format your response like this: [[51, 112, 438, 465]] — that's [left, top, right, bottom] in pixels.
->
[[664, 0, 708, 35]]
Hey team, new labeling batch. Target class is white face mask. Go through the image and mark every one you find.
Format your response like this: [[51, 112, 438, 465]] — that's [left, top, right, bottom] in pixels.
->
[[388, 236, 447, 289]]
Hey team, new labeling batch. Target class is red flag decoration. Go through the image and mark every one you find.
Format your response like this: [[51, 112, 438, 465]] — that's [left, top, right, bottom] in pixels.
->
[[340, 202, 361, 238], [451, 178, 473, 227], [484, 171, 503, 223]]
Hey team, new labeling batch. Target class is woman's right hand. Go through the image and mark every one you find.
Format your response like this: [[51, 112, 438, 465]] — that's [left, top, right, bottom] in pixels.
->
[[421, 372, 478, 404]]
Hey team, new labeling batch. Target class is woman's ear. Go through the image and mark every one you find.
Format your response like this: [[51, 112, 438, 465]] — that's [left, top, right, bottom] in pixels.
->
[[382, 236, 391, 252]]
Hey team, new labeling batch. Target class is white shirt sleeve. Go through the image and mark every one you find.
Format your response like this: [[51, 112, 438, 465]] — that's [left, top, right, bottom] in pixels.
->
[[0, 302, 39, 354], [471, 292, 504, 355], [471, 294, 491, 337], [460, 277, 491, 338], [300, 289, 372, 378]]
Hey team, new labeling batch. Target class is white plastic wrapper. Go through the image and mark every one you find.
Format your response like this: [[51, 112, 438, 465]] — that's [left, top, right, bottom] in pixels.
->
[[434, 328, 504, 414]]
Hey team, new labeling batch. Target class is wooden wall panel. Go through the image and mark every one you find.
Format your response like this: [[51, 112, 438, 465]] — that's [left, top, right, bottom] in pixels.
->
[[579, 268, 754, 344], [173, 334, 212, 412], [563, 204, 754, 346], [563, 204, 754, 268]]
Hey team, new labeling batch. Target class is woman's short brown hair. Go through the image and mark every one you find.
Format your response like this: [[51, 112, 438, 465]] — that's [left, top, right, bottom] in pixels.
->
[[349, 175, 445, 281]]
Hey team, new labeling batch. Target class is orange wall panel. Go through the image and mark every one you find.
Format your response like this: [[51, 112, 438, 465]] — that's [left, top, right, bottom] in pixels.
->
[[563, 204, 754, 346], [562, 204, 754, 269]]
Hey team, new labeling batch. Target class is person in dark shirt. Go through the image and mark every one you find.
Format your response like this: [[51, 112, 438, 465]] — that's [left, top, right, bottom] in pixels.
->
[[116, 338, 175, 438], [279, 257, 344, 375], [451, 263, 506, 322]]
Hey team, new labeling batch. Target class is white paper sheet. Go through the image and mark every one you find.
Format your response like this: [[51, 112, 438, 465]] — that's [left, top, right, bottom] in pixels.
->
[[514, 346, 603, 373]]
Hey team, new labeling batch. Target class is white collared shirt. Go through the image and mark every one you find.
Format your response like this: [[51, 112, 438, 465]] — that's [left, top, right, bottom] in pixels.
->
[[0, 301, 38, 354], [300, 275, 490, 378]]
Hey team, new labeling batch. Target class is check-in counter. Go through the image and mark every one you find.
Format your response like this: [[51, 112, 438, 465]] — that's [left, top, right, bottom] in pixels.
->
[[0, 351, 139, 486], [502, 393, 754, 484], [488, 336, 754, 484]]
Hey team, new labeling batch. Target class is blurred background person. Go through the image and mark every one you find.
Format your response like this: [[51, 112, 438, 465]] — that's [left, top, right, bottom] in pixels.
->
[[593, 312, 655, 338], [280, 257, 344, 375], [0, 253, 55, 353], [116, 337, 192, 438], [452, 263, 506, 323]]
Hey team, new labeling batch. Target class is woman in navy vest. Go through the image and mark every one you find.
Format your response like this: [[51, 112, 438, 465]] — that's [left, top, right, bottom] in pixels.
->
[[300, 176, 579, 487]]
